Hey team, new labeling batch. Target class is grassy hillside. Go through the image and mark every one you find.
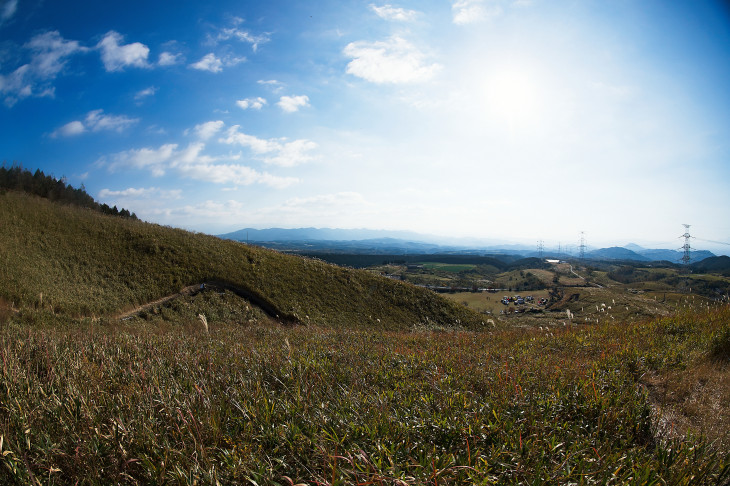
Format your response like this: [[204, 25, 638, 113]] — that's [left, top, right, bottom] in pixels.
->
[[0, 190, 483, 330]]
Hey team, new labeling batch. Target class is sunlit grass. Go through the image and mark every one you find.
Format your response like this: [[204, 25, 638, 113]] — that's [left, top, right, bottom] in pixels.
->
[[0, 191, 482, 331], [1, 306, 728, 484]]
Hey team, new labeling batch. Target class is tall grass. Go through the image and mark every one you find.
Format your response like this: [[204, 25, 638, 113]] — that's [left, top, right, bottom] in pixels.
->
[[0, 191, 482, 330], [1, 305, 728, 484]]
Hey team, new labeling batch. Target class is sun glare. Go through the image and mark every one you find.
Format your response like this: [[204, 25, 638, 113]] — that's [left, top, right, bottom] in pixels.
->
[[484, 68, 541, 126]]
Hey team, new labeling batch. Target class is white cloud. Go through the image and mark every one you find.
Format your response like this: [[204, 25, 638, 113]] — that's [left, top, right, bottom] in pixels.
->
[[1, 0, 18, 25], [222, 129, 279, 153], [257, 79, 284, 93], [190, 53, 245, 73], [53, 120, 85, 137], [85, 109, 139, 132], [370, 4, 418, 22], [236, 97, 267, 110], [222, 125, 318, 166], [1, 31, 88, 105], [52, 109, 138, 137], [265, 139, 319, 167], [99, 187, 182, 199], [191, 120, 225, 140], [100, 140, 298, 188], [451, 0, 502, 24], [149, 191, 371, 230], [158, 51, 182, 66], [134, 86, 157, 101], [103, 143, 178, 175], [26, 31, 88, 77], [277, 95, 310, 113], [97, 31, 150, 72], [190, 53, 222, 72], [216, 27, 270, 52], [282, 192, 369, 210], [175, 159, 298, 189], [343, 36, 441, 84]]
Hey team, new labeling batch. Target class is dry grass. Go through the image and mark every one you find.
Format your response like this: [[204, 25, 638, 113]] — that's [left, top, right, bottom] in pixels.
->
[[1, 303, 729, 484], [644, 361, 730, 451]]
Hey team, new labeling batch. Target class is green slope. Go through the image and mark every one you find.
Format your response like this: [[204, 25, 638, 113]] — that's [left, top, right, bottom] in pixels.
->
[[0, 191, 484, 329]]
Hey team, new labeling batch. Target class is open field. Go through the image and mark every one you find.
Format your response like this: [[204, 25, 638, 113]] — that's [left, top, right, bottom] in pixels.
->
[[443, 290, 551, 315], [1, 304, 729, 484], [1, 181, 730, 484], [419, 262, 478, 273]]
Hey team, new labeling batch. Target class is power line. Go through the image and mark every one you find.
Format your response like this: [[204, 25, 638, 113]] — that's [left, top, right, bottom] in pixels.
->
[[694, 237, 730, 246], [680, 224, 691, 265], [579, 231, 586, 260]]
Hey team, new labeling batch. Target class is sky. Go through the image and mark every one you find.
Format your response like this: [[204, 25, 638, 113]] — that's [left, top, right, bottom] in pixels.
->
[[2, 0, 730, 253]]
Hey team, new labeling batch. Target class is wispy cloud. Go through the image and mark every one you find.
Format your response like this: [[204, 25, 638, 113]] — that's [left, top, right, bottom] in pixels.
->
[[134, 86, 157, 101], [215, 27, 270, 52], [99, 187, 182, 199], [343, 36, 441, 84], [51, 109, 139, 137], [158, 51, 182, 66], [277, 94, 310, 113], [53, 120, 85, 137], [0, 30, 88, 106], [100, 137, 300, 188], [257, 79, 284, 93], [189, 52, 245, 73], [97, 31, 150, 71], [222, 125, 318, 167], [190, 120, 225, 140], [1, 0, 18, 26], [102, 143, 178, 176], [148, 191, 372, 230], [236, 97, 267, 110], [451, 0, 502, 24], [370, 4, 418, 22]]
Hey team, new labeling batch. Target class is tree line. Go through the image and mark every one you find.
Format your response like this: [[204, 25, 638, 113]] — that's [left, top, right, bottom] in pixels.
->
[[0, 163, 138, 220]]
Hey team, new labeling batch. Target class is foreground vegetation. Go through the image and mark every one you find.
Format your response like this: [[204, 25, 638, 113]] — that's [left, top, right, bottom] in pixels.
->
[[1, 301, 728, 484], [1, 181, 729, 484]]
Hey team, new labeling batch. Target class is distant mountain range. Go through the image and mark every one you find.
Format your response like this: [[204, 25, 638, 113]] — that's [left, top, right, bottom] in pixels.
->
[[586, 245, 715, 263], [218, 228, 717, 263]]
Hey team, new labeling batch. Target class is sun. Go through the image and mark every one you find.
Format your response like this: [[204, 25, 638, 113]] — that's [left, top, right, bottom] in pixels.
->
[[483, 68, 541, 126]]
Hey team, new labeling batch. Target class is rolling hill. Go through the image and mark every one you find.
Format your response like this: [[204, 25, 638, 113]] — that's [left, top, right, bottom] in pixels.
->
[[0, 190, 484, 330]]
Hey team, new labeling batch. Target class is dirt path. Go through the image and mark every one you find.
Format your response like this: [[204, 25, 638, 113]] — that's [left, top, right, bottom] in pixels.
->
[[115, 284, 204, 320], [114, 281, 301, 324]]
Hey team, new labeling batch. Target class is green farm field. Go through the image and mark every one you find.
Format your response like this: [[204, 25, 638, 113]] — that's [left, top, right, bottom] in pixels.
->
[[419, 262, 478, 273]]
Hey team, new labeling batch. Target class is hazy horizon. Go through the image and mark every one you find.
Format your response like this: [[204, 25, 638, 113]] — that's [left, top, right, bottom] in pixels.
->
[[2, 1, 729, 251]]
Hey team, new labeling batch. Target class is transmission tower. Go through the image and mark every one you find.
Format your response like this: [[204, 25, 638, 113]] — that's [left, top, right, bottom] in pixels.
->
[[579, 231, 586, 260], [537, 240, 544, 258], [680, 224, 692, 266]]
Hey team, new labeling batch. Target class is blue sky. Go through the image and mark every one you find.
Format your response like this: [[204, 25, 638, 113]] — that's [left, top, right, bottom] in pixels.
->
[[2, 0, 730, 253]]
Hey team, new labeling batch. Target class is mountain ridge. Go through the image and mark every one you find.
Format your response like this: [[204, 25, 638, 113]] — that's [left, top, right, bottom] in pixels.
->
[[220, 227, 717, 262]]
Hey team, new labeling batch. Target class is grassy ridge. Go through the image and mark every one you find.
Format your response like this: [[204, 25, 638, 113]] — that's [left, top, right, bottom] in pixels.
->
[[0, 191, 483, 329], [0, 305, 728, 484]]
